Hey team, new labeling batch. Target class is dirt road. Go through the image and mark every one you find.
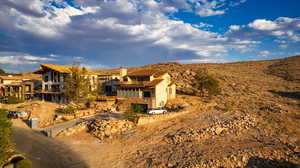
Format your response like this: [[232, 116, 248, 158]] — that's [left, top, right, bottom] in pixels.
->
[[11, 126, 89, 168]]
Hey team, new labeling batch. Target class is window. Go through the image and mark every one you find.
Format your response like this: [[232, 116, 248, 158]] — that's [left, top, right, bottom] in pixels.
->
[[44, 75, 49, 82], [137, 76, 150, 81], [143, 91, 151, 98]]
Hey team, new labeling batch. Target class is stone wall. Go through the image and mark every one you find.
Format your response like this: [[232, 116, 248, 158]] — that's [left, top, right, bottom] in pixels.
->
[[88, 118, 134, 140], [56, 122, 88, 137], [137, 111, 190, 125]]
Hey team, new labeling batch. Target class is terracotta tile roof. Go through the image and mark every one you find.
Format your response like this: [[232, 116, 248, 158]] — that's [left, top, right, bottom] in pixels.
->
[[0, 76, 24, 80], [126, 69, 166, 77], [0, 75, 39, 81], [144, 79, 164, 87], [118, 79, 163, 88], [43, 64, 73, 73], [168, 81, 176, 86], [34, 64, 99, 75]]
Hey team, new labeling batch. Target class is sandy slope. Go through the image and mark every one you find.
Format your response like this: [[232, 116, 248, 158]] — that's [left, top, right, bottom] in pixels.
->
[[54, 57, 300, 168]]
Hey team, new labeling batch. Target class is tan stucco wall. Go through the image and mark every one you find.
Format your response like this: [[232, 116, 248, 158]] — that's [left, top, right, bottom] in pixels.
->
[[168, 84, 176, 99], [154, 73, 170, 108]]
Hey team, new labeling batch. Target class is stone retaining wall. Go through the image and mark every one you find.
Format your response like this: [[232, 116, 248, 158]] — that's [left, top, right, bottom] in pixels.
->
[[56, 122, 88, 137], [137, 111, 190, 125]]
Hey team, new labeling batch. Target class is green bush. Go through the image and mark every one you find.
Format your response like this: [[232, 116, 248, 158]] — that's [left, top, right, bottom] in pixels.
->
[[123, 110, 140, 123], [7, 96, 23, 104], [0, 96, 23, 104], [223, 103, 233, 111], [123, 104, 147, 123], [193, 72, 221, 96], [0, 109, 15, 165], [58, 106, 76, 114], [15, 159, 32, 168], [130, 104, 146, 113]]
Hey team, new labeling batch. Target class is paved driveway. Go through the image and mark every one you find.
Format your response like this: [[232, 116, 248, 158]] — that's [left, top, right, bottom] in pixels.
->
[[42, 112, 123, 137], [11, 127, 89, 168]]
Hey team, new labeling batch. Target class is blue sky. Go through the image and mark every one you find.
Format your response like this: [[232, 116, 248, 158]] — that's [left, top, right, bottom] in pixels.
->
[[0, 0, 299, 72]]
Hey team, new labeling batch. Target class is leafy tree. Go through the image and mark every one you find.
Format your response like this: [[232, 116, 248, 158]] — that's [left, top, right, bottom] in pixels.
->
[[63, 64, 94, 103], [193, 71, 221, 96], [0, 68, 5, 75]]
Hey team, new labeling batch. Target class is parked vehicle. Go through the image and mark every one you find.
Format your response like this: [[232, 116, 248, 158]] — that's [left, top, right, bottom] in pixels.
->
[[147, 108, 167, 115], [7, 111, 18, 119], [7, 111, 28, 119], [17, 111, 28, 118]]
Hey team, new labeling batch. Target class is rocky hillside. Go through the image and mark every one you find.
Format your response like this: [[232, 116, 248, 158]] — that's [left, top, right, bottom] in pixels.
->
[[266, 55, 300, 82], [88, 56, 300, 168], [120, 57, 300, 168]]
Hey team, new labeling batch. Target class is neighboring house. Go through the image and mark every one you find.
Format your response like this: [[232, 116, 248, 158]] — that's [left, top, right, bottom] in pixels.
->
[[34, 64, 99, 103], [0, 75, 36, 100], [97, 68, 127, 96], [117, 69, 176, 109]]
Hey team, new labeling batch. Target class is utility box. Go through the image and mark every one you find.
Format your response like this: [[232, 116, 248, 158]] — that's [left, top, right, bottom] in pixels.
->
[[30, 118, 39, 129]]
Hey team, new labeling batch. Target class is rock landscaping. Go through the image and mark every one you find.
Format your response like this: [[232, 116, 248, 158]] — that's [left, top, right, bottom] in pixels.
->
[[56, 122, 88, 137], [164, 113, 256, 145], [88, 118, 134, 141]]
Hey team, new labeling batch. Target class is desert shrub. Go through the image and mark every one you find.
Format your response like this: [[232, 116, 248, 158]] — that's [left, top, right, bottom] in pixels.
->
[[123, 110, 140, 123], [0, 96, 23, 104], [15, 159, 32, 168], [0, 109, 15, 165], [130, 104, 146, 113], [123, 104, 144, 123], [7, 96, 23, 104], [58, 106, 76, 114], [193, 72, 221, 96], [223, 103, 233, 111]]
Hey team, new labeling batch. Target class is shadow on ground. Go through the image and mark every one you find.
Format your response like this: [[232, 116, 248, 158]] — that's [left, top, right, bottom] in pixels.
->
[[269, 90, 300, 100], [11, 127, 89, 168], [246, 157, 300, 168]]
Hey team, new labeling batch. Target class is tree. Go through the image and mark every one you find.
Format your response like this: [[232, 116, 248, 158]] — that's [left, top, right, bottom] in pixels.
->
[[63, 64, 94, 103], [193, 71, 221, 96], [0, 68, 5, 75]]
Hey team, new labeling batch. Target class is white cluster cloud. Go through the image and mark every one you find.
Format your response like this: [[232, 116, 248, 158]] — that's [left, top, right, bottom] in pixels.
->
[[259, 50, 270, 57], [0, 52, 56, 65], [156, 0, 247, 17], [227, 17, 300, 49], [248, 19, 279, 31]]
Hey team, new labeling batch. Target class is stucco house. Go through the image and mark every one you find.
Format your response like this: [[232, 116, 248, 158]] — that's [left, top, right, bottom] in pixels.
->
[[97, 68, 127, 96], [116, 69, 176, 109], [34, 64, 99, 103], [0, 75, 36, 100]]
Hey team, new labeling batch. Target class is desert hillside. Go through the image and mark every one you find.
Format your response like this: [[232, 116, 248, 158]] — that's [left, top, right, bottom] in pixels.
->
[[71, 56, 300, 168], [266, 55, 300, 82]]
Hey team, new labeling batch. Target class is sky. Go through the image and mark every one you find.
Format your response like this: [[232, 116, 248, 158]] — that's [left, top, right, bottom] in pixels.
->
[[0, 0, 300, 72]]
